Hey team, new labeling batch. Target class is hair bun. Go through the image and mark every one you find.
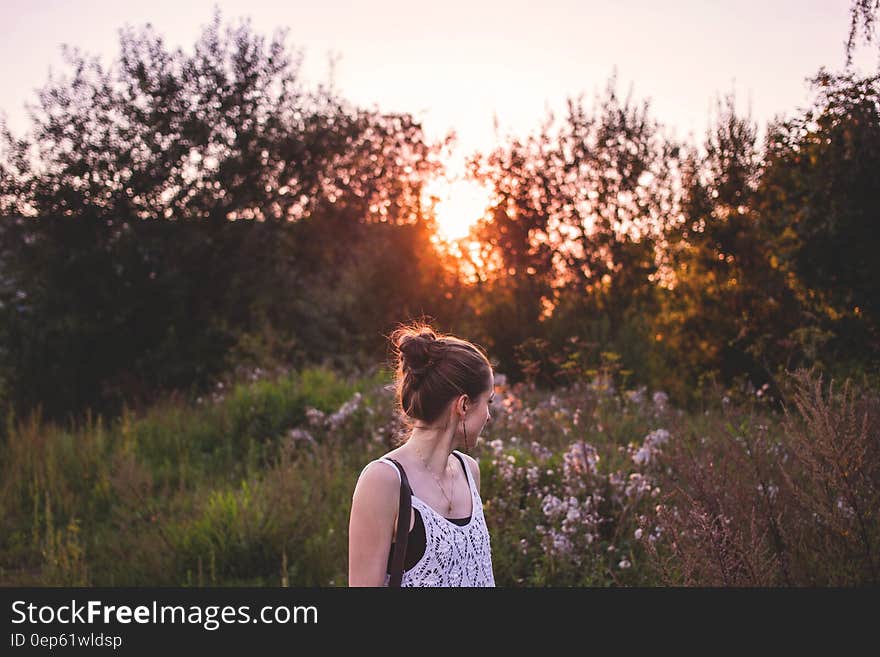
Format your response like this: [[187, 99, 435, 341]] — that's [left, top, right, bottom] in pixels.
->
[[397, 330, 442, 381]]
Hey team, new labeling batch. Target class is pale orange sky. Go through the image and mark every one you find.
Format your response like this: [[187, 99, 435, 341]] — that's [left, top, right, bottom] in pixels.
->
[[2, 0, 876, 151]]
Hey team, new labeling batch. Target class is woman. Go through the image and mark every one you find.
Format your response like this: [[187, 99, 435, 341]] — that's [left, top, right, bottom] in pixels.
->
[[348, 323, 496, 586]]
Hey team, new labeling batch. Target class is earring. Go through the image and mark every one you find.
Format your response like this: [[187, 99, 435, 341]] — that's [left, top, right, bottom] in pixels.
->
[[462, 418, 469, 453]]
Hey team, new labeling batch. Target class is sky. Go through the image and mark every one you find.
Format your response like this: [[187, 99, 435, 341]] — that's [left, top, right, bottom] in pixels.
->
[[1, 1, 878, 236], [2, 1, 877, 147]]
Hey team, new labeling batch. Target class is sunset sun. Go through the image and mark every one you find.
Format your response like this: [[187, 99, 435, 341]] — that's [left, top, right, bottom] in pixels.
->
[[423, 177, 495, 242]]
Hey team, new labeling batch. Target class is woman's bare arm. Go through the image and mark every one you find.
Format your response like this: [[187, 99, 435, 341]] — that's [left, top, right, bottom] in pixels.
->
[[348, 461, 401, 587]]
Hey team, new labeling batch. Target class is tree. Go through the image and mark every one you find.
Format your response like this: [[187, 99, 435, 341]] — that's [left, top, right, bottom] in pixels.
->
[[0, 13, 442, 421], [757, 70, 880, 380], [847, 0, 880, 67], [468, 75, 680, 384]]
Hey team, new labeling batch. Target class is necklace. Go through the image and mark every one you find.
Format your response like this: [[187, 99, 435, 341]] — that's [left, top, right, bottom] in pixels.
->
[[417, 450, 455, 514]]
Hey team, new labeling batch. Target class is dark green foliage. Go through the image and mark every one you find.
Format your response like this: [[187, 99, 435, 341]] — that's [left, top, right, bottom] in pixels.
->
[[0, 15, 453, 423], [757, 71, 880, 383]]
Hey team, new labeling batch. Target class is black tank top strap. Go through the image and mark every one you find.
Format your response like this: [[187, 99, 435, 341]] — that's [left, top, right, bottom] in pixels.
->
[[451, 451, 468, 477]]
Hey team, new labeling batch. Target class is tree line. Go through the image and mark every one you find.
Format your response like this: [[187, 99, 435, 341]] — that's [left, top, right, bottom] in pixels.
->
[[0, 12, 878, 424]]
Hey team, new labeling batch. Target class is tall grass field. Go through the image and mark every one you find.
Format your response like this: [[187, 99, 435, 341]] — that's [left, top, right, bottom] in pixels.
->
[[1, 365, 877, 586]]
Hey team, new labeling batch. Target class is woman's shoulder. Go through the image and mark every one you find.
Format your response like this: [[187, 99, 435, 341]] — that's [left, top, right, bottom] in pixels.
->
[[452, 449, 479, 470], [352, 457, 402, 502]]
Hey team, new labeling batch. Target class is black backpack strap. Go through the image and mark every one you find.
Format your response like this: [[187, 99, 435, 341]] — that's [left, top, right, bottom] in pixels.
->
[[386, 458, 412, 587]]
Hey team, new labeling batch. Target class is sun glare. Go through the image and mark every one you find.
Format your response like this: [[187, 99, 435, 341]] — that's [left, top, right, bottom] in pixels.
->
[[423, 177, 494, 242]]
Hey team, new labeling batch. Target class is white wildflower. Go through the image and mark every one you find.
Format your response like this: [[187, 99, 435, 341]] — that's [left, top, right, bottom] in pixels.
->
[[564, 441, 600, 476], [487, 438, 504, 456], [287, 428, 316, 446], [327, 392, 362, 430], [526, 466, 540, 486], [836, 497, 856, 520], [541, 494, 565, 519], [625, 473, 653, 499], [305, 406, 326, 427], [652, 391, 668, 410]]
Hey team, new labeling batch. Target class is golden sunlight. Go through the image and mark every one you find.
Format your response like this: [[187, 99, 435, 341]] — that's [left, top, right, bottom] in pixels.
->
[[423, 177, 495, 242]]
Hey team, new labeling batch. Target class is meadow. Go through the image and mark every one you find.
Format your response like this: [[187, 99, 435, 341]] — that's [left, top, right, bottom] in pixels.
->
[[1, 362, 876, 587]]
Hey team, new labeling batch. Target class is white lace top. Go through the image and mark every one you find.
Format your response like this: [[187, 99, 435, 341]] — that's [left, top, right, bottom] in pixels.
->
[[361, 450, 495, 587]]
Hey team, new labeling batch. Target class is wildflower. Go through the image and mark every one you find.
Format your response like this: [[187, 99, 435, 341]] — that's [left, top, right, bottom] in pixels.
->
[[618, 558, 631, 569], [530, 441, 552, 461], [652, 391, 668, 410], [541, 494, 565, 519], [625, 473, 652, 499], [632, 429, 670, 466], [305, 407, 326, 427], [564, 441, 600, 476], [327, 392, 362, 430], [625, 386, 647, 406], [549, 530, 573, 555], [632, 446, 651, 466], [757, 482, 779, 501], [526, 466, 540, 486], [634, 528, 643, 540], [836, 497, 856, 520], [287, 428, 316, 446], [645, 429, 670, 448]]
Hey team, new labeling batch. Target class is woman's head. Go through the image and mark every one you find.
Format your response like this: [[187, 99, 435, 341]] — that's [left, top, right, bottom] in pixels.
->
[[390, 323, 494, 438]]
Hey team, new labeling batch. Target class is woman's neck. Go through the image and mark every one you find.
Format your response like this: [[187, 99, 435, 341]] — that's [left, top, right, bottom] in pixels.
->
[[403, 425, 459, 475]]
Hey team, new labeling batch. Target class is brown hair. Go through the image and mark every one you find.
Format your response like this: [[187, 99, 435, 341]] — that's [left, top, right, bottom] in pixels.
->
[[389, 322, 493, 429]]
